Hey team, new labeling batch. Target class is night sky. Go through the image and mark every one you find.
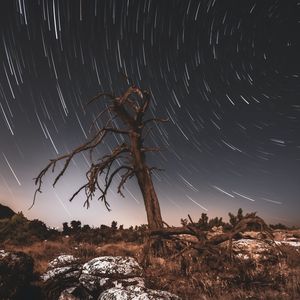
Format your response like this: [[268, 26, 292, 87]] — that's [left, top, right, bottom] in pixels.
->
[[0, 0, 299, 228]]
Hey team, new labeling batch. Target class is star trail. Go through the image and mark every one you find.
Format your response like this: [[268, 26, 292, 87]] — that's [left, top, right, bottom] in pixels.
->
[[0, 0, 299, 228]]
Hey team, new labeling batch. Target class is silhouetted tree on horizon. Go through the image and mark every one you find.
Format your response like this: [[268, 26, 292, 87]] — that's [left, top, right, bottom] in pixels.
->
[[111, 220, 118, 230], [70, 220, 81, 231], [32, 82, 168, 231]]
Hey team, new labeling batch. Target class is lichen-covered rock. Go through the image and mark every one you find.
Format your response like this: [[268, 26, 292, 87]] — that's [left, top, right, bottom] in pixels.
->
[[0, 250, 34, 300], [231, 239, 278, 261], [79, 273, 145, 295], [42, 255, 81, 282], [42, 265, 81, 282], [82, 256, 143, 277], [42, 255, 181, 300], [49, 255, 78, 269], [58, 287, 80, 300], [98, 285, 181, 300], [58, 286, 93, 300], [240, 231, 265, 239], [79, 256, 144, 297], [42, 255, 82, 300], [276, 239, 300, 248]]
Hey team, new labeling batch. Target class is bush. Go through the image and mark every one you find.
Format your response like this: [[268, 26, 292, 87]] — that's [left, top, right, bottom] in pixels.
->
[[0, 212, 58, 245]]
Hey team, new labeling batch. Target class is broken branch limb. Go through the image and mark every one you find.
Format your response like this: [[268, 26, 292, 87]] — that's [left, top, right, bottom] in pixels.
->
[[143, 117, 169, 125], [87, 92, 116, 105]]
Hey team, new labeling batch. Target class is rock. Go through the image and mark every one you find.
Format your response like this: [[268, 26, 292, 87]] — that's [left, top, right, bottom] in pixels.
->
[[42, 255, 180, 300], [98, 285, 181, 300], [82, 256, 143, 277], [42, 255, 82, 300], [42, 265, 82, 282], [276, 240, 300, 249], [240, 231, 265, 239], [177, 234, 198, 243], [58, 287, 80, 300], [58, 286, 93, 300], [42, 254, 81, 282], [0, 250, 34, 300], [49, 255, 78, 268], [79, 273, 145, 295], [230, 239, 278, 262], [80, 256, 144, 297], [207, 226, 224, 238]]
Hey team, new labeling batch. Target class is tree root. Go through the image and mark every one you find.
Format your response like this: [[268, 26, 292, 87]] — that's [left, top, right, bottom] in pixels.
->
[[142, 213, 276, 263]]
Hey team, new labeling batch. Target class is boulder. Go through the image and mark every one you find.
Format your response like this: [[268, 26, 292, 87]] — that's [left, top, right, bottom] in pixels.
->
[[98, 285, 181, 300], [49, 255, 78, 268], [80, 256, 144, 297], [82, 256, 143, 277], [240, 231, 265, 240], [42, 255, 82, 300], [58, 286, 92, 300], [230, 239, 279, 262], [42, 254, 81, 282], [58, 287, 80, 300], [0, 250, 34, 300], [42, 255, 180, 300], [79, 273, 145, 296]]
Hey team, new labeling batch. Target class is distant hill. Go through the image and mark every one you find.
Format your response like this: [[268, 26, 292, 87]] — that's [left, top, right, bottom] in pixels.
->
[[0, 203, 16, 219]]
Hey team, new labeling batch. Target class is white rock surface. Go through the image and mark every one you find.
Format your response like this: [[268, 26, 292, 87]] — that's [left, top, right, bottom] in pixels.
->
[[98, 285, 181, 300], [58, 287, 80, 300], [41, 266, 81, 282], [41, 254, 82, 282], [79, 273, 145, 293], [276, 240, 300, 248], [49, 255, 78, 268], [42, 255, 181, 299], [82, 256, 143, 277], [0, 249, 9, 258]]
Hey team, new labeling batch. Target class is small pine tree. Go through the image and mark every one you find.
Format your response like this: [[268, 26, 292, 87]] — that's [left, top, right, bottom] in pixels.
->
[[62, 222, 70, 234], [70, 220, 81, 231], [111, 221, 118, 230]]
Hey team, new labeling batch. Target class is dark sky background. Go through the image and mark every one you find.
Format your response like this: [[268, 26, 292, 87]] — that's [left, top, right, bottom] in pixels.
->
[[0, 0, 299, 228]]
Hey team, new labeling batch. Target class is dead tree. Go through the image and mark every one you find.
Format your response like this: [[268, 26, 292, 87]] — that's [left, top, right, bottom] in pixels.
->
[[33, 84, 168, 231], [149, 212, 275, 259]]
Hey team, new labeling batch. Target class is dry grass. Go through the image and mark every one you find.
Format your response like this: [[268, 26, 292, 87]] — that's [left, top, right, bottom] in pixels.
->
[[142, 244, 300, 300], [3, 237, 73, 274], [96, 241, 143, 257], [3, 238, 143, 275], [3, 235, 300, 299]]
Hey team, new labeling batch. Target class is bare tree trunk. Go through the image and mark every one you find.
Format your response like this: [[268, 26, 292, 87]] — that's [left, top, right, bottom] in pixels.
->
[[130, 131, 163, 230], [136, 167, 163, 230]]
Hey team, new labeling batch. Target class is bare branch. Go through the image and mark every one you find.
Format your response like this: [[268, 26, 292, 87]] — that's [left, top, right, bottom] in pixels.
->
[[97, 165, 132, 206], [120, 72, 134, 86], [103, 127, 130, 135], [87, 92, 116, 105], [142, 125, 155, 140], [148, 167, 164, 173], [143, 117, 169, 125], [52, 129, 107, 186], [32, 132, 128, 209], [69, 184, 86, 203], [163, 221, 171, 228], [141, 90, 151, 112], [117, 168, 135, 197], [141, 147, 162, 152], [88, 106, 111, 133]]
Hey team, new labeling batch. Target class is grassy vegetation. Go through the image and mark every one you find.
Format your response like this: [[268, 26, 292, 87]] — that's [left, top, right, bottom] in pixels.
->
[[1, 209, 300, 299], [4, 236, 300, 299]]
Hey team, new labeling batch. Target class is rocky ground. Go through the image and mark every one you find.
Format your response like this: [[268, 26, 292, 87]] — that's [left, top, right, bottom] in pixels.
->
[[1, 229, 300, 300]]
